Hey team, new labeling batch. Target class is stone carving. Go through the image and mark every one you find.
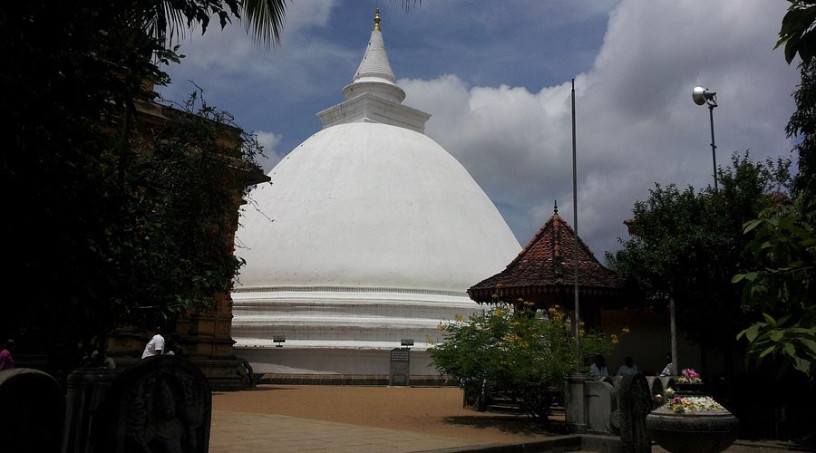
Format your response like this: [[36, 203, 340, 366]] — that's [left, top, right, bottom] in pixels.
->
[[94, 355, 211, 452], [619, 373, 652, 453], [0, 368, 65, 453], [585, 379, 618, 434]]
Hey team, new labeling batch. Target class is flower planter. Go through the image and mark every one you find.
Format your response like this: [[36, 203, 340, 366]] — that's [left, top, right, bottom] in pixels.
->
[[645, 407, 739, 453], [674, 382, 705, 396]]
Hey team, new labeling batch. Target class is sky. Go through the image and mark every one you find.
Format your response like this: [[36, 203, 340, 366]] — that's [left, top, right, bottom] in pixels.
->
[[157, 0, 801, 262]]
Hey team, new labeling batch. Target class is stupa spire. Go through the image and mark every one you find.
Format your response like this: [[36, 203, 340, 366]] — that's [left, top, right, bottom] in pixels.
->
[[318, 10, 430, 132], [342, 9, 403, 101]]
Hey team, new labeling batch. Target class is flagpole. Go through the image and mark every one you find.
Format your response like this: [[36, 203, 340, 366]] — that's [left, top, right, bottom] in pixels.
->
[[572, 79, 581, 373]]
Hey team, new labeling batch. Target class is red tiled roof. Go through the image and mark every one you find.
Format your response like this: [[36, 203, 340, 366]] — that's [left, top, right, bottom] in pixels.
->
[[468, 208, 619, 303]]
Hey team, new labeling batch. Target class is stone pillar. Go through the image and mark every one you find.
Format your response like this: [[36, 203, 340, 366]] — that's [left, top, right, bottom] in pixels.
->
[[174, 292, 252, 390], [565, 373, 589, 433]]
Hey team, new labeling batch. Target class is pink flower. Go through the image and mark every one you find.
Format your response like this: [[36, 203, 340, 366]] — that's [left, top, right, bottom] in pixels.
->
[[682, 368, 700, 379]]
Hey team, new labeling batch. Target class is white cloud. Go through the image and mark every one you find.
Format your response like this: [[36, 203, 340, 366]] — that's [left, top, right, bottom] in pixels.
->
[[400, 0, 799, 259], [158, 0, 800, 261], [255, 131, 284, 172]]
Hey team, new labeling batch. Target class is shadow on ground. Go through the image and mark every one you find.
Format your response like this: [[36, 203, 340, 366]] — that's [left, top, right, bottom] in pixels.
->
[[212, 385, 296, 396], [442, 415, 554, 437]]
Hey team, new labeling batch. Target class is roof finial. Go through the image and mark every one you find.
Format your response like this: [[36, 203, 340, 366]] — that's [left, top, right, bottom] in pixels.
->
[[554, 200, 559, 214], [374, 8, 381, 31]]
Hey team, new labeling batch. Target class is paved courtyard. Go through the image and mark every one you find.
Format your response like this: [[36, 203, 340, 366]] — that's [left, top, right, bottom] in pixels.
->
[[208, 385, 804, 453]]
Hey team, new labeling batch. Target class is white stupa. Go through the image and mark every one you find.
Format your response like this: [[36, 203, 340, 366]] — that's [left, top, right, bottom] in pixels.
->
[[231, 11, 520, 375]]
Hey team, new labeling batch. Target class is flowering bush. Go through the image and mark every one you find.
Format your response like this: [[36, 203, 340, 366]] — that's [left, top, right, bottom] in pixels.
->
[[677, 368, 702, 384], [430, 301, 622, 423]]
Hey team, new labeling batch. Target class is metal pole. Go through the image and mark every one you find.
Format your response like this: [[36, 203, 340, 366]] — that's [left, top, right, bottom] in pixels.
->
[[670, 295, 678, 376], [572, 79, 581, 373], [709, 104, 718, 192]]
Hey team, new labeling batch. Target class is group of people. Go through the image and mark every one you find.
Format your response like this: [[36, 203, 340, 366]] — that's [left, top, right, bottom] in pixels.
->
[[589, 353, 675, 378], [589, 354, 638, 378], [1, 328, 175, 370]]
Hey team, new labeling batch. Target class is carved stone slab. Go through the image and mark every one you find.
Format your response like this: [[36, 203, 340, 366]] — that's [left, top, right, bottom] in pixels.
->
[[94, 355, 211, 453]]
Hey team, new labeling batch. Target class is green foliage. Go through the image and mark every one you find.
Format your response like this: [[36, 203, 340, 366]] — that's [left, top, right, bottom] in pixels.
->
[[243, 0, 288, 46], [0, 1, 272, 372], [111, 91, 265, 324], [740, 0, 816, 382], [429, 303, 618, 422], [776, 1, 816, 64], [609, 153, 791, 350], [734, 208, 816, 379], [737, 313, 816, 379], [787, 59, 816, 213]]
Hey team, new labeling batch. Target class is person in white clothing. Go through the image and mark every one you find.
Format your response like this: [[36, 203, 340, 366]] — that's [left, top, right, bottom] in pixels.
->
[[141, 326, 165, 358], [616, 356, 638, 376], [589, 354, 609, 378], [660, 353, 673, 376]]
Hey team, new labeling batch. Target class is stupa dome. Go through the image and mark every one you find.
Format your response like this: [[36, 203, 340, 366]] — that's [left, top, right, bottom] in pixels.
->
[[235, 121, 518, 293], [231, 10, 520, 374]]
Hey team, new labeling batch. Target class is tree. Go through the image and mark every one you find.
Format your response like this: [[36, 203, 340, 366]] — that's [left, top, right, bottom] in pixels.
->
[[430, 302, 619, 424], [0, 0, 285, 375], [729, 0, 816, 383], [734, 212, 816, 379], [609, 153, 791, 358], [140, 0, 287, 47], [787, 59, 816, 214]]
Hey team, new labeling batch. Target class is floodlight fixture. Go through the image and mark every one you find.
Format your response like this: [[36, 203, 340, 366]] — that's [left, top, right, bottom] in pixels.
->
[[692, 86, 717, 107], [692, 86, 719, 191]]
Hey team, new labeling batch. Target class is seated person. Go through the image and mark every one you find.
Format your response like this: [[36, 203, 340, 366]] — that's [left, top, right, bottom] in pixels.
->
[[616, 356, 638, 376]]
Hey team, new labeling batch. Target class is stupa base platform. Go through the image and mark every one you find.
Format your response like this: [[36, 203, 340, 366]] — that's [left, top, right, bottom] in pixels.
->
[[235, 346, 444, 378]]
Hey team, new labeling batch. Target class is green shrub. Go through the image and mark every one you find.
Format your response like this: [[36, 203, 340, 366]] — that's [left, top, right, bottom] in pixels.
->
[[430, 301, 618, 423]]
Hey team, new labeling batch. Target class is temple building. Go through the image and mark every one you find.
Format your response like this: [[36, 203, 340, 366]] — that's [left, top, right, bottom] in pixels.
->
[[230, 11, 521, 376], [468, 202, 621, 328], [468, 204, 704, 376]]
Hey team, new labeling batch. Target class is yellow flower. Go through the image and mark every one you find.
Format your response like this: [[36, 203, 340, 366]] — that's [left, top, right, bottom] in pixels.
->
[[454, 313, 464, 322], [622, 327, 630, 334], [611, 334, 619, 344]]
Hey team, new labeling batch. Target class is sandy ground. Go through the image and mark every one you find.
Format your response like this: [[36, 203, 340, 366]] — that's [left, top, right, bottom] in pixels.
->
[[212, 385, 556, 444]]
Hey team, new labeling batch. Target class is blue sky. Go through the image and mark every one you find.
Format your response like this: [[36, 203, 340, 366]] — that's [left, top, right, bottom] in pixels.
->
[[158, 0, 800, 261]]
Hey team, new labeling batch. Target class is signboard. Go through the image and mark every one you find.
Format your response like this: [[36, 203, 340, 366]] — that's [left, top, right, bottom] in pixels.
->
[[389, 348, 410, 386]]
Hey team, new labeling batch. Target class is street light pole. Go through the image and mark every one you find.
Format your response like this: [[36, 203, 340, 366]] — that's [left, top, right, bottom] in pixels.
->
[[693, 86, 719, 192], [571, 79, 581, 373]]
